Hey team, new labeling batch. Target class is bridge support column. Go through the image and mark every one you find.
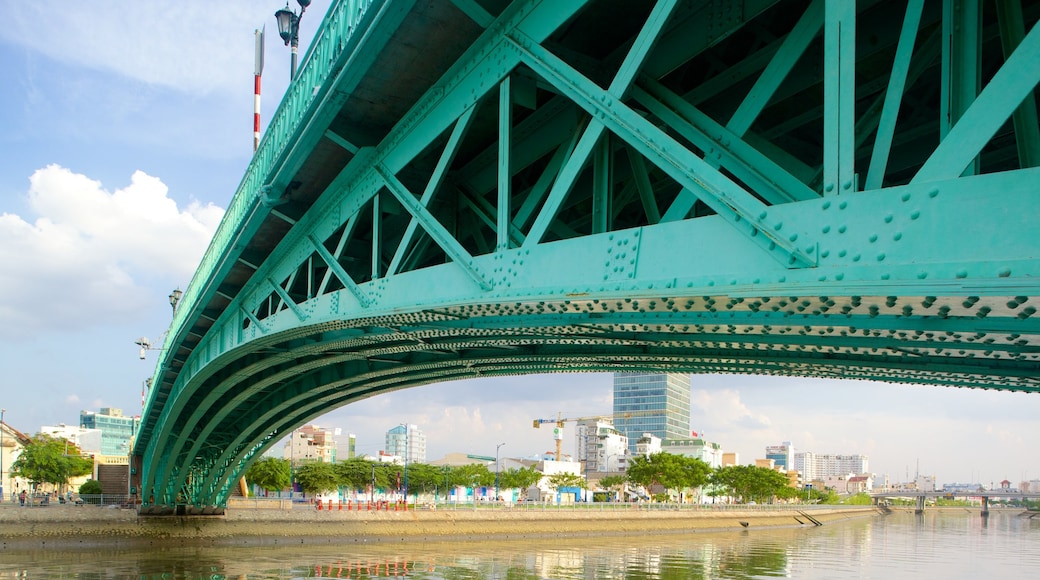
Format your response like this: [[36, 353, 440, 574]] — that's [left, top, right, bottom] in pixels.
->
[[915, 495, 926, 514], [981, 496, 989, 517]]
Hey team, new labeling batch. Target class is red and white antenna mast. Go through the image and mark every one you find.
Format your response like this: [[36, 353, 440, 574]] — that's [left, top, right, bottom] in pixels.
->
[[254, 26, 265, 152]]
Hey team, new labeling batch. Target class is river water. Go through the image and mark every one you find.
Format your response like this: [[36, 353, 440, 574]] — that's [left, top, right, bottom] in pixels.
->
[[1, 510, 1037, 578]]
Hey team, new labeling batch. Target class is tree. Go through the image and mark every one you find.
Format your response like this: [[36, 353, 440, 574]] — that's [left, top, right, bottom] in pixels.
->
[[244, 457, 290, 494], [546, 472, 587, 495], [335, 458, 381, 492], [79, 480, 103, 495], [627, 452, 711, 500], [500, 466, 543, 497], [294, 461, 338, 495], [405, 462, 443, 499], [712, 465, 791, 504], [450, 463, 494, 489], [10, 435, 93, 492], [598, 474, 628, 501]]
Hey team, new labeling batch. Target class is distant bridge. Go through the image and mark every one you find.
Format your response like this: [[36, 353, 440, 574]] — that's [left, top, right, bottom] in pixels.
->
[[133, 0, 1040, 513], [871, 489, 1040, 514]]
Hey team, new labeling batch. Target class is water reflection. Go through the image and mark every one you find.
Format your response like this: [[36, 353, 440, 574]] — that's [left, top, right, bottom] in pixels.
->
[[1, 511, 1037, 579]]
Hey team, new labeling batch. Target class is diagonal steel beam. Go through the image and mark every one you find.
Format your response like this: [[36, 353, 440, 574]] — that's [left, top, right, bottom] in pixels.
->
[[388, 105, 478, 275], [727, 0, 823, 137], [508, 32, 815, 268], [308, 234, 371, 307], [523, 0, 680, 247], [376, 164, 492, 290], [864, 0, 926, 190], [913, 17, 1040, 183], [634, 77, 818, 204]]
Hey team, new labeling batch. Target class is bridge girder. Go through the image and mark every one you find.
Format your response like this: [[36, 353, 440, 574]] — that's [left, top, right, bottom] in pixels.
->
[[136, 0, 1040, 510]]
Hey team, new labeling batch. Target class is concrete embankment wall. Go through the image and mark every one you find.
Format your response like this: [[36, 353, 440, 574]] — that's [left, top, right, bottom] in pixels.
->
[[0, 505, 878, 547]]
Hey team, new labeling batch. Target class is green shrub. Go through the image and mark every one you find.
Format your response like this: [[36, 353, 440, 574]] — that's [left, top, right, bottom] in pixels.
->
[[79, 479, 103, 500]]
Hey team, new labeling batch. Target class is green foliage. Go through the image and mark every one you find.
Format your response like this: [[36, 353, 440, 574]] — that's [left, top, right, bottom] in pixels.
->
[[711, 465, 791, 504], [10, 435, 93, 489], [627, 452, 711, 499], [405, 462, 444, 496], [294, 461, 338, 494], [546, 472, 587, 492], [449, 463, 494, 488], [79, 479, 103, 495], [844, 492, 873, 505], [335, 458, 383, 491], [819, 489, 842, 504], [499, 466, 542, 493], [244, 457, 290, 493], [597, 474, 627, 501]]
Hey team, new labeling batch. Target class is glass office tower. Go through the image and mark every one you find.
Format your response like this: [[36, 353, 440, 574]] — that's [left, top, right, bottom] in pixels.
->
[[612, 373, 691, 453]]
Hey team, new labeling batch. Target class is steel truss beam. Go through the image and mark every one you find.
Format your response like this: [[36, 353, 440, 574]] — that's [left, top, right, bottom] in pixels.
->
[[137, 0, 1040, 510]]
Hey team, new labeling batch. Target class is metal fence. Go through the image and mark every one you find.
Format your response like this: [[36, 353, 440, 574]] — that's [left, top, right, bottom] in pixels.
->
[[228, 497, 859, 513], [13, 494, 137, 508]]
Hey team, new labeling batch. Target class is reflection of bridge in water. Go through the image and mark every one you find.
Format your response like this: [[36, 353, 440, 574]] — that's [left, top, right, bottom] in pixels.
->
[[871, 490, 1040, 515], [132, 0, 1040, 514]]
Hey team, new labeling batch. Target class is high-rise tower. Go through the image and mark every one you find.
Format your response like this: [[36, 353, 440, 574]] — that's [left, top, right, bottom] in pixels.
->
[[612, 373, 691, 453]]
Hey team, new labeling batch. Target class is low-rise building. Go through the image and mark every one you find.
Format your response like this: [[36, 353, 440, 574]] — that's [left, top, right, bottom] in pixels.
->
[[284, 425, 338, 464], [662, 438, 723, 468], [0, 421, 31, 501]]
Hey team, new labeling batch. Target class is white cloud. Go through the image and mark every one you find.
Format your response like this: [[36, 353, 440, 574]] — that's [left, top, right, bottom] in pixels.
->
[[692, 389, 772, 432], [0, 165, 223, 338]]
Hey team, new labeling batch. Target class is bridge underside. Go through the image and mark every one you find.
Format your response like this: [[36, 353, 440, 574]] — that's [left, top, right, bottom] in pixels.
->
[[135, 0, 1040, 512]]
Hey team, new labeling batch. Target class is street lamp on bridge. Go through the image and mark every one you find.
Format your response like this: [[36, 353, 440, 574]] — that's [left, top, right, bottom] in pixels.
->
[[169, 288, 182, 316], [275, 0, 311, 81]]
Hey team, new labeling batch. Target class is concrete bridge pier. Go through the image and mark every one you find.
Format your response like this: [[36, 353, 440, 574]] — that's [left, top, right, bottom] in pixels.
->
[[981, 496, 990, 518], [915, 496, 926, 515]]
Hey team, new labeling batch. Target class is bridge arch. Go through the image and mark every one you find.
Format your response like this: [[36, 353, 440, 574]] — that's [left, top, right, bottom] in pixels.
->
[[134, 0, 1040, 511]]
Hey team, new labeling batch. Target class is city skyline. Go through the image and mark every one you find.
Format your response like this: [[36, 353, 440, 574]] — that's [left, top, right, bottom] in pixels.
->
[[1, 1, 1038, 488]]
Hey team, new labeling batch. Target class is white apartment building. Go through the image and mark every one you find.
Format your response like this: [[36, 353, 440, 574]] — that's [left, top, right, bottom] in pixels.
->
[[39, 424, 103, 456], [284, 425, 338, 464], [635, 433, 662, 457], [793, 452, 869, 480], [663, 438, 724, 468], [386, 424, 426, 464], [575, 419, 628, 472]]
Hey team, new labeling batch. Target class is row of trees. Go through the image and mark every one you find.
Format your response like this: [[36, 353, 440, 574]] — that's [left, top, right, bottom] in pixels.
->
[[7, 435, 811, 504], [606, 454, 799, 503], [246, 456, 562, 499], [246, 452, 802, 504]]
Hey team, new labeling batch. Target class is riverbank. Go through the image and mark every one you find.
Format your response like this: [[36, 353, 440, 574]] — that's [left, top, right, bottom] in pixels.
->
[[0, 504, 879, 548]]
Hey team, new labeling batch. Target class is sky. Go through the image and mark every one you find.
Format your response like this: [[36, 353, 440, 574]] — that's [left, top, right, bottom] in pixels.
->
[[1, 1, 1038, 489]]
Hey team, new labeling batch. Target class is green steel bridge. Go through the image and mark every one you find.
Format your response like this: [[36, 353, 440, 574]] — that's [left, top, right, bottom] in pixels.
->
[[132, 0, 1040, 514]]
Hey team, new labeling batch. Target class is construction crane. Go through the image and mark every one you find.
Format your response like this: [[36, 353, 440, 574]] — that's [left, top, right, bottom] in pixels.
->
[[532, 410, 659, 461]]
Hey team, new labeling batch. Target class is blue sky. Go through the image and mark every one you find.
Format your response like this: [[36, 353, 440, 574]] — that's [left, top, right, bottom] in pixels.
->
[[1, 1, 1038, 488]]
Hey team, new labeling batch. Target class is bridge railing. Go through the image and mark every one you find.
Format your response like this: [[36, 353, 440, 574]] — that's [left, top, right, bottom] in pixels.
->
[[149, 0, 376, 408]]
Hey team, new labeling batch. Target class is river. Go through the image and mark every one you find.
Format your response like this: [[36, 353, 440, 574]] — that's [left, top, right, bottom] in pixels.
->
[[0, 509, 1036, 578]]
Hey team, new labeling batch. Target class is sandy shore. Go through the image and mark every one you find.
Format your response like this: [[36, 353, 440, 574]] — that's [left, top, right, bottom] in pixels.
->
[[0, 504, 878, 548]]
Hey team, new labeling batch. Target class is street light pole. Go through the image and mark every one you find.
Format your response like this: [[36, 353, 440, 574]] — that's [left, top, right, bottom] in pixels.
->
[[168, 289, 182, 317], [275, 0, 312, 81], [495, 442, 505, 502], [1, 408, 5, 502], [399, 423, 409, 504]]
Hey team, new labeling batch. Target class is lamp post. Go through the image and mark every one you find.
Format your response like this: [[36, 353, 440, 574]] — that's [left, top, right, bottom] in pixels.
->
[[398, 424, 409, 503], [1, 408, 5, 502], [495, 442, 505, 502], [275, 0, 311, 81], [168, 289, 182, 317]]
